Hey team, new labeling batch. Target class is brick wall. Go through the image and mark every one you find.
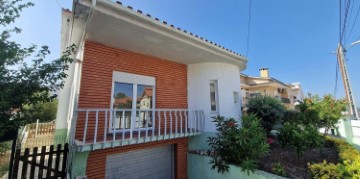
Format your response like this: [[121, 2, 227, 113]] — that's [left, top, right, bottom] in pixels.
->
[[78, 41, 189, 178], [86, 138, 188, 179], [76, 41, 188, 139]]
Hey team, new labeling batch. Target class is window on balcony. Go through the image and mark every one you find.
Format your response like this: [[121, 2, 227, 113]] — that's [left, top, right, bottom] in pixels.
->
[[111, 71, 155, 131], [210, 80, 219, 113]]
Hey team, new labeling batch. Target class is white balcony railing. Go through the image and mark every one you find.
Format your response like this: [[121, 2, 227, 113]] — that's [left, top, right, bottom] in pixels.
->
[[72, 108, 205, 151]]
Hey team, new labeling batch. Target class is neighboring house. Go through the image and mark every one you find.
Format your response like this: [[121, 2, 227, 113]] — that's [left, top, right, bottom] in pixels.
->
[[241, 68, 304, 109], [55, 0, 247, 178]]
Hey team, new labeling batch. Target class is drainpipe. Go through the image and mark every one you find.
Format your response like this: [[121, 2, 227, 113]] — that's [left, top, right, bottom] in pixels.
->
[[67, 0, 97, 140], [67, 1, 96, 178]]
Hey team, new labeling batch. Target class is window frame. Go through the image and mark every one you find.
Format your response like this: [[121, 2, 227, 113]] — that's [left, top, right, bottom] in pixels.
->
[[209, 80, 219, 114], [110, 71, 156, 133]]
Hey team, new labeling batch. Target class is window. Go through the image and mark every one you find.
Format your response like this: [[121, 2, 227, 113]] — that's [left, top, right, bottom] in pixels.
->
[[111, 72, 155, 131], [210, 80, 219, 113]]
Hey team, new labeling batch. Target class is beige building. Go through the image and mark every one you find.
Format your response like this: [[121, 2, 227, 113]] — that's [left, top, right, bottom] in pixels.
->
[[241, 68, 304, 109]]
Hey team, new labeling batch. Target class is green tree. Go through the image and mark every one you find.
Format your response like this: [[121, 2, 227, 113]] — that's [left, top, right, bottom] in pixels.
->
[[246, 95, 286, 133], [296, 94, 346, 134], [23, 99, 58, 123], [0, 0, 76, 141]]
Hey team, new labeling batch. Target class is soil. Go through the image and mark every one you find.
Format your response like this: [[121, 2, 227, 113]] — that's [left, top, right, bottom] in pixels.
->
[[257, 140, 339, 179]]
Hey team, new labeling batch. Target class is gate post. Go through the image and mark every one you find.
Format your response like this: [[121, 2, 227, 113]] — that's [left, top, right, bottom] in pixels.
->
[[8, 129, 18, 179]]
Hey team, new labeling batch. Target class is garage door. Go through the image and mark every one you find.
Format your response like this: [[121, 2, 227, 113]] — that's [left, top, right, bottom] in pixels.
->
[[105, 145, 174, 179]]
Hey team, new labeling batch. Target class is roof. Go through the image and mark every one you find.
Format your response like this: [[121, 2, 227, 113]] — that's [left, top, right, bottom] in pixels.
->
[[110, 1, 245, 58], [71, 0, 248, 69], [240, 73, 292, 88], [141, 87, 153, 98]]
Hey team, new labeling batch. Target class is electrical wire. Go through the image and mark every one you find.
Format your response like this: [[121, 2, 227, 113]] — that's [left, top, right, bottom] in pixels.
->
[[245, 0, 252, 57], [346, 3, 360, 42], [340, 0, 351, 44], [334, 59, 339, 96]]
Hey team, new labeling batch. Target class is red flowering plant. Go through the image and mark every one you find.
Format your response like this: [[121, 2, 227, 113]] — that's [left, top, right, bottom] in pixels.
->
[[296, 94, 347, 134], [208, 114, 269, 175]]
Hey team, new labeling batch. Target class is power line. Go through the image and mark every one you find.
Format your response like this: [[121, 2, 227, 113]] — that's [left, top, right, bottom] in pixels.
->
[[346, 2, 360, 42], [334, 58, 339, 96], [245, 0, 252, 57], [340, 0, 351, 44]]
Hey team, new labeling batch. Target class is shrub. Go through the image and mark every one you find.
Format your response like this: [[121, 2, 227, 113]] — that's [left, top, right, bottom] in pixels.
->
[[308, 137, 360, 178], [246, 96, 286, 133], [282, 110, 303, 124], [296, 95, 346, 133], [208, 114, 269, 174], [278, 122, 324, 159], [271, 162, 287, 177]]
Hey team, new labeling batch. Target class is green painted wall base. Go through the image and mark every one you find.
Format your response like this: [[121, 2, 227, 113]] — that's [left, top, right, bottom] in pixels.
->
[[54, 128, 68, 145], [70, 151, 89, 179], [188, 154, 287, 179], [188, 132, 216, 150], [54, 128, 67, 138]]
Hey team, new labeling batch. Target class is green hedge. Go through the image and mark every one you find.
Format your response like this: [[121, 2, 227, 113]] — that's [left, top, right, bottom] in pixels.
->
[[308, 137, 360, 178]]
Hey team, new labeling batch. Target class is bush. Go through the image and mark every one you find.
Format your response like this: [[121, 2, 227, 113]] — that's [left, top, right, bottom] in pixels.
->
[[296, 95, 346, 133], [278, 122, 324, 159], [308, 137, 360, 178], [246, 96, 286, 133], [271, 162, 287, 177], [208, 114, 269, 174], [282, 110, 303, 124]]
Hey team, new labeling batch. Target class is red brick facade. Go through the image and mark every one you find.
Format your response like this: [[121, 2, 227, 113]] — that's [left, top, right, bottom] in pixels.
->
[[78, 41, 189, 179]]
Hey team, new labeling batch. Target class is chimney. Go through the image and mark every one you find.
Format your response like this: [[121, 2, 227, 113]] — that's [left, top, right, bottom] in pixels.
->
[[259, 68, 269, 78]]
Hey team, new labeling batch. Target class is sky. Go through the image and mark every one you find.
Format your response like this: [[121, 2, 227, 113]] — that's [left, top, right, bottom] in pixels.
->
[[10, 0, 360, 106]]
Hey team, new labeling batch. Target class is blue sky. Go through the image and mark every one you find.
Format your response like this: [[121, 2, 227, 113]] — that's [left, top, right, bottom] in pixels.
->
[[11, 0, 360, 105]]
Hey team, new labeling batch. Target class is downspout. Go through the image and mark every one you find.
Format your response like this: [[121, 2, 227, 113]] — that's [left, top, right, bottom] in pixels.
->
[[67, 0, 97, 141], [67, 1, 96, 178]]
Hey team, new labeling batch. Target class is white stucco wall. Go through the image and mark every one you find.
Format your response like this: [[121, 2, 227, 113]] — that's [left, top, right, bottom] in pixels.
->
[[188, 62, 242, 132]]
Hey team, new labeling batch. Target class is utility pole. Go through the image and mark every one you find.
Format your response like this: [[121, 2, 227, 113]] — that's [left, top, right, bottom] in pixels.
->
[[336, 43, 359, 120]]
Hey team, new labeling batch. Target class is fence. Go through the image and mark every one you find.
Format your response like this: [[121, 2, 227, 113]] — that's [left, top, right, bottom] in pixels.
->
[[12, 143, 68, 179], [27, 120, 55, 138], [0, 140, 12, 177]]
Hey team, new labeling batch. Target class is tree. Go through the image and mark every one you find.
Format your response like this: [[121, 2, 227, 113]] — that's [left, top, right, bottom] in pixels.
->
[[0, 0, 76, 141], [245, 96, 286, 133], [296, 94, 347, 134], [23, 99, 58, 123]]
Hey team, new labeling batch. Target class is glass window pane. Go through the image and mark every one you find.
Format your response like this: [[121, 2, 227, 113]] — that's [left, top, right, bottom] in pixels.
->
[[136, 85, 153, 128], [210, 80, 217, 111], [136, 85, 153, 109], [113, 82, 133, 130], [113, 82, 133, 109]]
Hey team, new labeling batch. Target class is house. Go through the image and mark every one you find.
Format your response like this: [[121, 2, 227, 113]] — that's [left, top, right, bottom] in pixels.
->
[[241, 68, 304, 109], [55, 0, 247, 178]]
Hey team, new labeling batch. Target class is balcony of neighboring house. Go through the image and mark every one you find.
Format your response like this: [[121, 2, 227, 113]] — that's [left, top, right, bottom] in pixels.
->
[[71, 108, 205, 152], [281, 98, 291, 104], [275, 96, 291, 104]]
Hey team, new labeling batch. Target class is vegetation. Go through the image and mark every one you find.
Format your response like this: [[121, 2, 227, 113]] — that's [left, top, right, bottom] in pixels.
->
[[23, 99, 58, 123], [208, 114, 269, 175], [308, 137, 360, 178], [0, 0, 76, 141], [271, 162, 286, 177], [278, 122, 324, 160], [279, 94, 345, 160], [296, 95, 346, 133], [246, 96, 286, 133]]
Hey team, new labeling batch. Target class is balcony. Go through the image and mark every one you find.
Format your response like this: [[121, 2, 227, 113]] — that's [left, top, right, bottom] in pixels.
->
[[71, 109, 205, 151], [281, 98, 291, 104]]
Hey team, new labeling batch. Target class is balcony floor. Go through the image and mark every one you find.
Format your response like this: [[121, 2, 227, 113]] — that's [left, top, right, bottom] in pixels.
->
[[74, 129, 202, 152]]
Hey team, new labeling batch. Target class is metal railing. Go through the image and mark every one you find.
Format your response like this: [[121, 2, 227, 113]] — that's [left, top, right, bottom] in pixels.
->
[[73, 109, 205, 149]]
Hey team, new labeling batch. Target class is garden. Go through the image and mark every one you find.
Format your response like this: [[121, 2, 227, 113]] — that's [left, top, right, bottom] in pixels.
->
[[206, 95, 360, 178]]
